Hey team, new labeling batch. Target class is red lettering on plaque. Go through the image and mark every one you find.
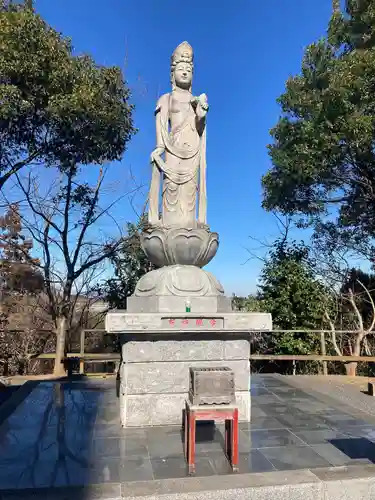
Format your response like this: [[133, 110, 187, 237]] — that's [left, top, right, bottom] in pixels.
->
[[209, 319, 216, 327], [196, 319, 203, 326], [182, 319, 189, 325], [169, 319, 175, 326]]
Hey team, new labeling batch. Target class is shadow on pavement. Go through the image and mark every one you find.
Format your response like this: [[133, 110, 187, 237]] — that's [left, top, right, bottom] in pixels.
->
[[331, 437, 375, 463]]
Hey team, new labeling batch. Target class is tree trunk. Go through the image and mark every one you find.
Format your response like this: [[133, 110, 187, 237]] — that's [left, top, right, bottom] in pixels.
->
[[53, 315, 67, 376], [17, 359, 26, 375], [2, 360, 9, 377], [18, 358, 30, 375], [345, 362, 358, 377]]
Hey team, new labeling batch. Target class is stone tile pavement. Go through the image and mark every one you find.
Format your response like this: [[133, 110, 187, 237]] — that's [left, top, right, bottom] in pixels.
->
[[1, 374, 375, 490]]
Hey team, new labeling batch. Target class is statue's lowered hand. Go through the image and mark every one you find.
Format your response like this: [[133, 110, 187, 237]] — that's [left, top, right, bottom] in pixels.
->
[[150, 147, 165, 163]]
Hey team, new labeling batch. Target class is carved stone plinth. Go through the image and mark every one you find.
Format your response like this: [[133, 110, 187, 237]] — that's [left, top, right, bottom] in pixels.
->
[[118, 334, 251, 427]]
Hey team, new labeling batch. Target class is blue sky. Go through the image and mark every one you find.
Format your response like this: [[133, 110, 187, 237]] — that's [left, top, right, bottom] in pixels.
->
[[33, 0, 333, 296]]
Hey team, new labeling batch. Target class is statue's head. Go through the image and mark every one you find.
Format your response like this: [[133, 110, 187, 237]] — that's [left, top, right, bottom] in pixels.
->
[[170, 41, 193, 91]]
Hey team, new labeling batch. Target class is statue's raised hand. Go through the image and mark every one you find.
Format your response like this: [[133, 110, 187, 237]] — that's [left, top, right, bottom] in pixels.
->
[[196, 93, 209, 119], [198, 93, 208, 110]]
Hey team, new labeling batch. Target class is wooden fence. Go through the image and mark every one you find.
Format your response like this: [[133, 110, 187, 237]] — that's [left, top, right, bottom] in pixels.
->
[[35, 329, 119, 375], [31, 328, 375, 377]]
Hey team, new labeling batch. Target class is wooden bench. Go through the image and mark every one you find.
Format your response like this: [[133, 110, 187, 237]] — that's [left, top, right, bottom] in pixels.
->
[[184, 400, 239, 475]]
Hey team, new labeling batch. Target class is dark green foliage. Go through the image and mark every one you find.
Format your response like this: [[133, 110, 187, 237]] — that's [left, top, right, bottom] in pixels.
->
[[100, 215, 154, 309], [0, 3, 136, 374], [258, 239, 329, 355], [329, 0, 375, 50], [0, 4, 135, 187], [262, 1, 375, 259], [231, 294, 264, 312]]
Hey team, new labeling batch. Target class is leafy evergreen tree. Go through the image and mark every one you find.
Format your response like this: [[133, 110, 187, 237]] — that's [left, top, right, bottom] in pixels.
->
[[0, 2, 135, 189], [231, 294, 264, 312], [262, 1, 375, 261], [0, 2, 136, 374], [258, 239, 330, 356], [101, 215, 154, 309]]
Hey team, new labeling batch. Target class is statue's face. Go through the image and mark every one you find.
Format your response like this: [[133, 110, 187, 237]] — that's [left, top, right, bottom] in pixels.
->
[[174, 62, 193, 89]]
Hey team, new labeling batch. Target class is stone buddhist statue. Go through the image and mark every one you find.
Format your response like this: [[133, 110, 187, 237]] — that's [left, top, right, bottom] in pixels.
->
[[129, 41, 226, 303], [148, 41, 208, 229], [105, 42, 271, 430]]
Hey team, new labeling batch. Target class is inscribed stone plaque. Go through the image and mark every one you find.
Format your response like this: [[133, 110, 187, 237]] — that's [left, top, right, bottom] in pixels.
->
[[162, 317, 224, 330]]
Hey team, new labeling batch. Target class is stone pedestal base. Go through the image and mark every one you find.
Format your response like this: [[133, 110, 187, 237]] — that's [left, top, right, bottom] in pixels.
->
[[106, 307, 272, 427], [134, 265, 224, 298], [119, 335, 251, 427]]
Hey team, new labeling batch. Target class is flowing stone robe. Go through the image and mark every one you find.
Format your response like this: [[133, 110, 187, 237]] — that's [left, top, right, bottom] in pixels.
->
[[149, 91, 207, 228]]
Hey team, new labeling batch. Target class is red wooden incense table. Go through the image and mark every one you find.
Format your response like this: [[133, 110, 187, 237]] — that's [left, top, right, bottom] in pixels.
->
[[184, 400, 239, 475]]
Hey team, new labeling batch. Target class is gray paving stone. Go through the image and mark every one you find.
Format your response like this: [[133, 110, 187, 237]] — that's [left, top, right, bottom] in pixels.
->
[[261, 445, 332, 470], [312, 463, 375, 481], [147, 433, 185, 459], [293, 429, 352, 445], [118, 456, 154, 482], [311, 443, 373, 466], [4, 373, 375, 495], [250, 394, 283, 405], [248, 406, 267, 418], [240, 416, 285, 431], [92, 436, 149, 458], [250, 387, 272, 396], [275, 414, 333, 430], [246, 429, 306, 448], [281, 375, 375, 419], [323, 416, 371, 428], [93, 423, 145, 439], [151, 455, 214, 479], [257, 403, 290, 415], [337, 425, 375, 438], [236, 450, 276, 473]]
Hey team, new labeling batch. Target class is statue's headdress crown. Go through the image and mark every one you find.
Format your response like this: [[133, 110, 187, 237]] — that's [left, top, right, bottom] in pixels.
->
[[171, 41, 193, 67]]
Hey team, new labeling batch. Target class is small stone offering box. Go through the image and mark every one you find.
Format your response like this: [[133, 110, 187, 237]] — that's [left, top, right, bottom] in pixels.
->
[[189, 366, 235, 405]]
